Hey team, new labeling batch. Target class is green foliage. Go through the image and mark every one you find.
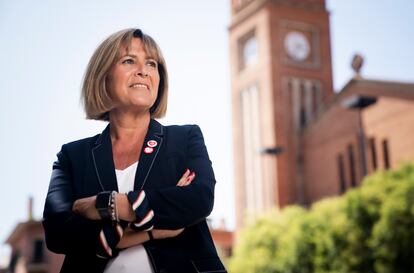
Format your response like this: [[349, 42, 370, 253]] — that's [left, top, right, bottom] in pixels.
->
[[370, 165, 414, 273], [228, 164, 414, 273], [228, 206, 314, 273]]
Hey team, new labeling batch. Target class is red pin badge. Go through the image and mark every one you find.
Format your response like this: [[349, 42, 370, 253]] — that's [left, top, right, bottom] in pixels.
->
[[144, 147, 154, 154], [147, 140, 157, 148]]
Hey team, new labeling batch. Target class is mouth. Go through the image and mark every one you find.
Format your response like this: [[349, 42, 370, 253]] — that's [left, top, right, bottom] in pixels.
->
[[129, 83, 149, 90]]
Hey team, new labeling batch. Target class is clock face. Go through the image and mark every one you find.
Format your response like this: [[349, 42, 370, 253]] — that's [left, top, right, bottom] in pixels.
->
[[284, 31, 310, 62]]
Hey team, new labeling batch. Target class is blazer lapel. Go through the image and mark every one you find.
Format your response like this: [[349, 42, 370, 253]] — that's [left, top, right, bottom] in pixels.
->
[[134, 119, 164, 191], [91, 124, 119, 192], [91, 119, 164, 193]]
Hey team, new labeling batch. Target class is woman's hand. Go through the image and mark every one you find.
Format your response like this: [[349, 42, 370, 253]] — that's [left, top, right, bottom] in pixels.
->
[[72, 195, 100, 220], [116, 227, 184, 249], [72, 169, 195, 221], [152, 228, 184, 239], [117, 169, 190, 249], [117, 227, 148, 249], [176, 169, 196, 187]]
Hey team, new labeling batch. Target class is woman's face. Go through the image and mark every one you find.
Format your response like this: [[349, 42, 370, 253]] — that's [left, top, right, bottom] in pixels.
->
[[107, 38, 160, 114]]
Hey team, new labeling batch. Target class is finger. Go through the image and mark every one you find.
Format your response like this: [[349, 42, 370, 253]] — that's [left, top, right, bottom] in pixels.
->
[[72, 202, 77, 212], [182, 168, 190, 178], [179, 172, 196, 187], [177, 169, 190, 186], [72, 200, 83, 213], [177, 169, 191, 186], [186, 172, 196, 184], [174, 228, 185, 236], [177, 178, 186, 186], [164, 229, 183, 237]]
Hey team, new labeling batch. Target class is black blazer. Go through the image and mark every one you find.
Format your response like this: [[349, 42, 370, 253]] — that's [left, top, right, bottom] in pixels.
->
[[43, 119, 227, 273]]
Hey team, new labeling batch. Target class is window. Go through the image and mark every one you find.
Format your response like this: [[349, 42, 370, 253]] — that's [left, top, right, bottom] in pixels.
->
[[337, 154, 346, 193], [311, 82, 322, 114], [285, 77, 322, 130], [382, 139, 390, 169], [239, 32, 258, 70], [347, 144, 357, 187], [243, 37, 258, 66], [240, 84, 264, 214], [299, 82, 306, 128], [369, 138, 377, 171], [33, 239, 44, 263], [8, 251, 20, 272]]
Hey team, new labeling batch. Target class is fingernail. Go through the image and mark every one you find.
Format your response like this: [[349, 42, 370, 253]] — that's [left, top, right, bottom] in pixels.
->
[[184, 169, 190, 175], [187, 174, 194, 182], [186, 173, 195, 182]]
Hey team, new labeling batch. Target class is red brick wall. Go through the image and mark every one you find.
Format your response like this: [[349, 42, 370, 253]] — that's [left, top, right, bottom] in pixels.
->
[[364, 97, 414, 171], [302, 101, 361, 203], [302, 81, 414, 204]]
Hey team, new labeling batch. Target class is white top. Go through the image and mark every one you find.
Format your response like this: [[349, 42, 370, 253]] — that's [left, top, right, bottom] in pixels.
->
[[104, 162, 154, 273], [116, 161, 139, 194]]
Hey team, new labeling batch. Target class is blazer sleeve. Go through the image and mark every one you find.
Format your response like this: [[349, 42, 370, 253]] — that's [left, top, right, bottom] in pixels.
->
[[145, 125, 216, 229], [42, 145, 121, 258]]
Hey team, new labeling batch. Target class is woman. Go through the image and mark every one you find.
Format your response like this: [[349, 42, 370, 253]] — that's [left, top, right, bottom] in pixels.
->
[[43, 28, 226, 273]]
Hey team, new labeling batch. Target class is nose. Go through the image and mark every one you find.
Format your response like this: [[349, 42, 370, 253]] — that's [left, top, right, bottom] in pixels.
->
[[134, 63, 148, 78], [136, 71, 148, 78]]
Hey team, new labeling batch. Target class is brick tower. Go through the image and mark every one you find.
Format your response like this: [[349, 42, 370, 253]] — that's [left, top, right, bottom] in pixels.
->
[[229, 0, 334, 229]]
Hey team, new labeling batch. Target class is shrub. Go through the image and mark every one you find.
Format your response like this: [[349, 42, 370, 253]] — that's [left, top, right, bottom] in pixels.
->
[[228, 164, 414, 273]]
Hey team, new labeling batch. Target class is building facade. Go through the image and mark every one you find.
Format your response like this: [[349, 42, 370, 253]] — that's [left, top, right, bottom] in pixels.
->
[[302, 79, 414, 202], [4, 220, 64, 273], [230, 0, 414, 229]]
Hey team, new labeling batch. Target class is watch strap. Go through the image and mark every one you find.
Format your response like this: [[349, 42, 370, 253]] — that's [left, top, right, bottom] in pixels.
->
[[95, 191, 111, 220]]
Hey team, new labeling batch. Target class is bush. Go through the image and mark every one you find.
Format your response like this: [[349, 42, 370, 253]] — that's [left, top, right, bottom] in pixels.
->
[[370, 165, 414, 273], [228, 164, 414, 273], [228, 206, 313, 273]]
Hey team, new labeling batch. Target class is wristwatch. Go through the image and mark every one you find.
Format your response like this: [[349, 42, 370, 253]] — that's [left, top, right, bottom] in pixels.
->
[[95, 191, 112, 220]]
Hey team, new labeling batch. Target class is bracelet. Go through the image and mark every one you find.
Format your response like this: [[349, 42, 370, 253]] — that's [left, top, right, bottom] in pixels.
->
[[114, 192, 119, 223], [109, 191, 120, 224], [110, 191, 115, 222], [95, 191, 112, 220], [148, 230, 154, 241]]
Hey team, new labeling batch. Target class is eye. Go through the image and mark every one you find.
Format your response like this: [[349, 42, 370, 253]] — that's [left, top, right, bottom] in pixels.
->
[[146, 60, 158, 68], [122, 58, 134, 64]]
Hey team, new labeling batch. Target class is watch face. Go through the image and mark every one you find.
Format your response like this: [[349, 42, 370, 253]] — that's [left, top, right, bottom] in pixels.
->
[[284, 31, 310, 62]]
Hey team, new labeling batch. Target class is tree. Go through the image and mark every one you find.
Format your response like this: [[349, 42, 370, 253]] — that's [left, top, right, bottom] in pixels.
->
[[228, 164, 414, 273]]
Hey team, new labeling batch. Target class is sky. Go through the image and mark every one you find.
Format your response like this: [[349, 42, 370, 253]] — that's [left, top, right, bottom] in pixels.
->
[[0, 0, 413, 265]]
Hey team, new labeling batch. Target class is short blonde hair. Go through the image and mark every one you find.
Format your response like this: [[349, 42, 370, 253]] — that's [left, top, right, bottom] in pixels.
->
[[81, 28, 168, 120]]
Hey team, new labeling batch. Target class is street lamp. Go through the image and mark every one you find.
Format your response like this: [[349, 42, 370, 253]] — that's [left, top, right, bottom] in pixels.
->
[[342, 95, 377, 177]]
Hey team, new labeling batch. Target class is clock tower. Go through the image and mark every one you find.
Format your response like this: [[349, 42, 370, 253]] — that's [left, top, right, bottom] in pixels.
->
[[229, 0, 334, 228]]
